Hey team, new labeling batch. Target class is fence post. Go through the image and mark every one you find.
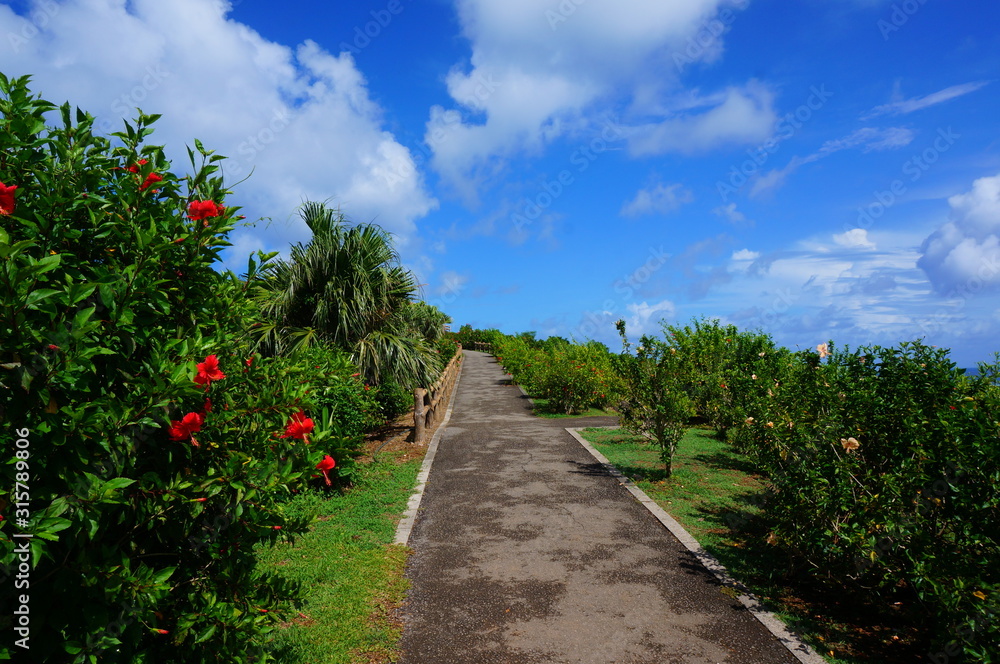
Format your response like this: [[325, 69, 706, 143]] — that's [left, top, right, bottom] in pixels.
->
[[414, 388, 427, 443]]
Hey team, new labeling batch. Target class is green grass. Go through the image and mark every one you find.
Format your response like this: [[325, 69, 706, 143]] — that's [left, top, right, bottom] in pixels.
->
[[255, 452, 421, 664], [526, 396, 615, 419], [581, 426, 925, 664]]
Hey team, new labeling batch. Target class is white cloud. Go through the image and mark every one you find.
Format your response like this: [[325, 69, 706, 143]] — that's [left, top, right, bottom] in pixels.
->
[[628, 81, 777, 157], [429, 0, 761, 195], [862, 81, 991, 119], [751, 126, 914, 197], [711, 202, 751, 226], [918, 173, 1000, 295], [620, 182, 693, 217], [731, 248, 760, 261], [833, 228, 876, 250], [626, 299, 676, 336], [0, 0, 436, 267]]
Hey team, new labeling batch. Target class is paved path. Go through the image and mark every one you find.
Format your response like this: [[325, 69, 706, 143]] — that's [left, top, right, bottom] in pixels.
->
[[399, 350, 803, 663]]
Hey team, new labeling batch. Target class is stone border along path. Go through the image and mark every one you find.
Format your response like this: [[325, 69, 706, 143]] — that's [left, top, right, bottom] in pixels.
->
[[396, 350, 824, 664]]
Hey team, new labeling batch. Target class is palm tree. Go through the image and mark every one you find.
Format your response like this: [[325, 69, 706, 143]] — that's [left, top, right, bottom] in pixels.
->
[[251, 201, 440, 387]]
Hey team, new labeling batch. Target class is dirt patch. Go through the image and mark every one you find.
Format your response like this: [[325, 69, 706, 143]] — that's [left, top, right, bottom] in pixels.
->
[[357, 410, 425, 464]]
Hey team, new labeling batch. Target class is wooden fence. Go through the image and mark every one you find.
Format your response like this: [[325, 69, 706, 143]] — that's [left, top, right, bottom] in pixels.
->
[[413, 346, 464, 444], [470, 342, 492, 353]]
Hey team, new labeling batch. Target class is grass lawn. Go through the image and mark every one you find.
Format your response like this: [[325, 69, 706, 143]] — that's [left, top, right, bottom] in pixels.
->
[[581, 426, 927, 664], [255, 449, 422, 664], [529, 396, 615, 418]]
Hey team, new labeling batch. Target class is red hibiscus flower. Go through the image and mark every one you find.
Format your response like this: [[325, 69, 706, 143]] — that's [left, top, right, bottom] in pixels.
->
[[281, 410, 314, 441], [187, 200, 224, 220], [169, 411, 205, 445], [0, 181, 17, 216], [194, 354, 226, 387], [140, 172, 163, 191], [316, 455, 336, 486]]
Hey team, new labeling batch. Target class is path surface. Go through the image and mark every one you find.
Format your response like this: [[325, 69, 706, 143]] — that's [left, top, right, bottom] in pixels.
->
[[399, 350, 802, 664]]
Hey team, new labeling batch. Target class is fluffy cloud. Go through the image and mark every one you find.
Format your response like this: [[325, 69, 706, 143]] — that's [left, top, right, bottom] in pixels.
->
[[430, 0, 763, 195], [0, 0, 436, 266], [625, 299, 677, 336], [627, 81, 777, 157], [833, 228, 876, 250], [918, 173, 1000, 295], [620, 182, 693, 217]]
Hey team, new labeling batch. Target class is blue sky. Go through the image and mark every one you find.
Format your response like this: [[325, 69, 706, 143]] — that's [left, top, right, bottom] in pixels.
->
[[3, 0, 999, 366]]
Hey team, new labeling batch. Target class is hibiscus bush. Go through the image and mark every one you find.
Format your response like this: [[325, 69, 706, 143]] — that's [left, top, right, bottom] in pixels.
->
[[612, 320, 693, 476], [0, 74, 351, 662], [728, 341, 1000, 659]]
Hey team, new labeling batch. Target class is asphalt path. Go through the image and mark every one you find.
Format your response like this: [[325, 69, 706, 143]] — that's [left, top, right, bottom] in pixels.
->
[[399, 350, 803, 663]]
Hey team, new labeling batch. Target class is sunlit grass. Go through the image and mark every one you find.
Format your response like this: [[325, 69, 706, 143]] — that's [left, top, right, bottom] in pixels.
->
[[256, 452, 421, 663]]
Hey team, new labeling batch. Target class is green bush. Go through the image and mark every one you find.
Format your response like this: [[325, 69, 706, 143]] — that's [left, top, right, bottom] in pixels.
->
[[612, 320, 693, 476], [729, 341, 1000, 658], [0, 74, 345, 662], [372, 380, 412, 421]]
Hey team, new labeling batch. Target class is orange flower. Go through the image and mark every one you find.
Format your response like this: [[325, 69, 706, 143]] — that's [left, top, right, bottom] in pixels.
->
[[840, 437, 860, 452]]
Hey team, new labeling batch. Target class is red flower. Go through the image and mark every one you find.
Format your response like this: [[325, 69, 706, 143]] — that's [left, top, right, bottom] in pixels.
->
[[169, 411, 205, 444], [156, 629, 169, 635], [281, 410, 314, 441], [125, 159, 149, 174], [187, 199, 224, 221], [351, 373, 360, 378], [140, 172, 163, 191], [316, 455, 336, 486], [203, 398, 213, 413], [0, 181, 17, 216], [194, 354, 226, 387], [193, 497, 208, 503]]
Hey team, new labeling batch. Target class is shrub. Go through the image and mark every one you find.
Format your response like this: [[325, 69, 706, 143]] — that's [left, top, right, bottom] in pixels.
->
[[612, 320, 693, 476], [0, 74, 340, 662], [373, 380, 413, 421], [729, 341, 1000, 658]]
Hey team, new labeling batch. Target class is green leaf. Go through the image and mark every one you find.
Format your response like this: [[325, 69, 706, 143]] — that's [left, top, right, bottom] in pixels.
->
[[25, 288, 61, 308]]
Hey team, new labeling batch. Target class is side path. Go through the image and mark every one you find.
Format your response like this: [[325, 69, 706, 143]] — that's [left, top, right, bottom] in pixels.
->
[[399, 350, 805, 663]]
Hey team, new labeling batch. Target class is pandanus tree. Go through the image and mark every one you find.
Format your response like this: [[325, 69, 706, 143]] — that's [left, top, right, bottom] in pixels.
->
[[251, 201, 440, 387]]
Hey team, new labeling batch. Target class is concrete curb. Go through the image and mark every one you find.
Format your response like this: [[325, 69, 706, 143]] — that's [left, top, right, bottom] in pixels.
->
[[393, 354, 465, 546], [566, 426, 827, 664]]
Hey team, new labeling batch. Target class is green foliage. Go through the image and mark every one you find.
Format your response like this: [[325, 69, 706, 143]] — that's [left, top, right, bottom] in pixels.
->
[[251, 202, 440, 389], [493, 334, 620, 415], [612, 320, 693, 476], [727, 341, 1000, 659], [372, 380, 413, 421], [0, 74, 350, 663]]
